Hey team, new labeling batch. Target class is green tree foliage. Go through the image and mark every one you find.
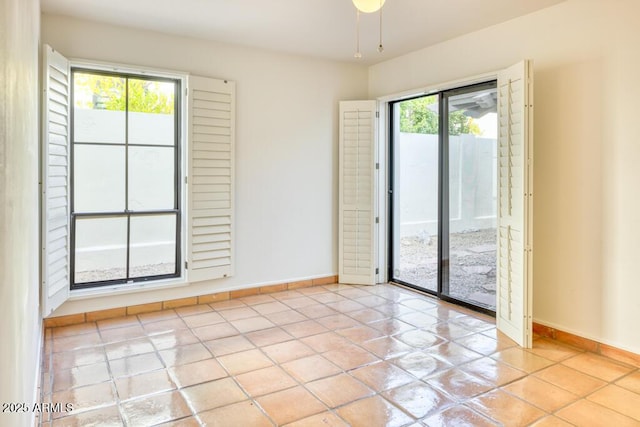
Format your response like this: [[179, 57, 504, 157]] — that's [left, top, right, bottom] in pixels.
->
[[74, 73, 175, 114], [399, 96, 479, 135]]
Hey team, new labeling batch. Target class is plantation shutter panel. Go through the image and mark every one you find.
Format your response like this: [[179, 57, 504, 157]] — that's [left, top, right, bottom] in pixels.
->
[[339, 101, 376, 285], [42, 45, 71, 316], [187, 76, 235, 282], [496, 60, 534, 348]]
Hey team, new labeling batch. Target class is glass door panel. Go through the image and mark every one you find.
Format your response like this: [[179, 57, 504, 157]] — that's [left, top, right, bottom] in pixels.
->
[[391, 95, 439, 292], [443, 85, 498, 310]]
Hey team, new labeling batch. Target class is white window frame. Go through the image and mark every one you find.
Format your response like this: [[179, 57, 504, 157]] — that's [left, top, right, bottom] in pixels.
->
[[42, 46, 236, 312]]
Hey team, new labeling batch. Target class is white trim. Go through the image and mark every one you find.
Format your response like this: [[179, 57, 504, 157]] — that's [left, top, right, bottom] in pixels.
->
[[69, 276, 189, 300], [376, 70, 498, 103], [70, 58, 188, 81], [30, 324, 43, 427]]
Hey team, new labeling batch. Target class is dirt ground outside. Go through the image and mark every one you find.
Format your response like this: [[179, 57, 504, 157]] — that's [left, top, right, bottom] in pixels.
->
[[396, 228, 496, 310]]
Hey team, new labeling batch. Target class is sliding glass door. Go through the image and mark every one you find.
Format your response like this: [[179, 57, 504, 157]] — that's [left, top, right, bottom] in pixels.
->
[[390, 95, 439, 292], [390, 82, 498, 312]]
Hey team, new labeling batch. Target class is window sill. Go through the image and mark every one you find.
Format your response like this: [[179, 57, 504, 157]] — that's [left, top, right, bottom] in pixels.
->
[[69, 276, 188, 301]]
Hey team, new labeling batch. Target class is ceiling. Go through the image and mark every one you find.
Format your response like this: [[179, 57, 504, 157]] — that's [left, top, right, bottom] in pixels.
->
[[41, 0, 565, 65]]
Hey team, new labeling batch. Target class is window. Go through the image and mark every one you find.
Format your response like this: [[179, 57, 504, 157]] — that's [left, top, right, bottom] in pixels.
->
[[71, 70, 181, 288], [42, 45, 236, 315]]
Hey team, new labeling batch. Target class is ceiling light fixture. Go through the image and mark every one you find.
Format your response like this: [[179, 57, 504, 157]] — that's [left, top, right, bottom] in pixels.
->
[[353, 0, 386, 59], [352, 0, 386, 13]]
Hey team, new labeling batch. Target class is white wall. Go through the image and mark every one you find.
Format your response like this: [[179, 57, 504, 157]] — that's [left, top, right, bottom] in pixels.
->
[[370, 0, 640, 354], [396, 133, 496, 237], [0, 0, 42, 425], [41, 15, 369, 315]]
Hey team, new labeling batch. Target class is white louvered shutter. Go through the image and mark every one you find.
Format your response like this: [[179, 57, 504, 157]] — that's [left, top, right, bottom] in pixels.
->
[[339, 101, 377, 285], [187, 76, 235, 282], [496, 60, 534, 348], [42, 45, 71, 316]]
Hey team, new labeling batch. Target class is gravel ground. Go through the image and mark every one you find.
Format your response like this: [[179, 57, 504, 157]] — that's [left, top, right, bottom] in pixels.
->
[[396, 228, 497, 310], [76, 263, 176, 284]]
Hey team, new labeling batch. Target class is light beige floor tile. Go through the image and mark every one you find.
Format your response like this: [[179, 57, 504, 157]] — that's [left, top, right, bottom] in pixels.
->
[[561, 352, 635, 381], [529, 416, 574, 427], [51, 405, 122, 426], [149, 329, 199, 350], [245, 327, 294, 347], [283, 411, 348, 427], [350, 361, 415, 392], [491, 347, 555, 373], [502, 376, 578, 412], [100, 325, 147, 344], [346, 308, 389, 324], [252, 301, 291, 315], [322, 344, 380, 370], [533, 364, 607, 396], [52, 323, 98, 339], [426, 369, 494, 401], [306, 374, 374, 408], [556, 399, 639, 427], [50, 347, 106, 372], [263, 310, 307, 325], [168, 358, 227, 388], [256, 386, 326, 425], [336, 325, 385, 343], [191, 322, 239, 341], [425, 342, 484, 366], [460, 357, 527, 386], [281, 354, 342, 383], [109, 352, 164, 378], [181, 312, 225, 329], [586, 384, 640, 420], [362, 336, 414, 359], [217, 349, 273, 375], [52, 362, 111, 392], [467, 389, 546, 427], [337, 396, 414, 427], [218, 307, 260, 321], [158, 342, 212, 367], [422, 405, 499, 427], [104, 337, 154, 360], [120, 390, 191, 426], [261, 339, 314, 363], [301, 332, 351, 352], [616, 370, 640, 394], [51, 382, 116, 419], [525, 338, 582, 361], [390, 351, 453, 378], [455, 333, 514, 356], [180, 377, 247, 412], [199, 401, 271, 426], [235, 365, 297, 397], [203, 335, 255, 357], [142, 318, 189, 335], [52, 333, 102, 353], [156, 416, 200, 427], [115, 369, 176, 401], [230, 316, 276, 333], [383, 381, 454, 418]]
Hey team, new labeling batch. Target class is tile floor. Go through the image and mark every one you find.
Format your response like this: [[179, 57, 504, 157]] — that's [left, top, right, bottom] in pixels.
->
[[39, 284, 640, 426]]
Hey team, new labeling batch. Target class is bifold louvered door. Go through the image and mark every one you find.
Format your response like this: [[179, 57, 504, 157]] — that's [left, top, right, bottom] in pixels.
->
[[496, 60, 534, 348], [42, 45, 71, 316], [187, 76, 235, 282], [339, 101, 377, 285]]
